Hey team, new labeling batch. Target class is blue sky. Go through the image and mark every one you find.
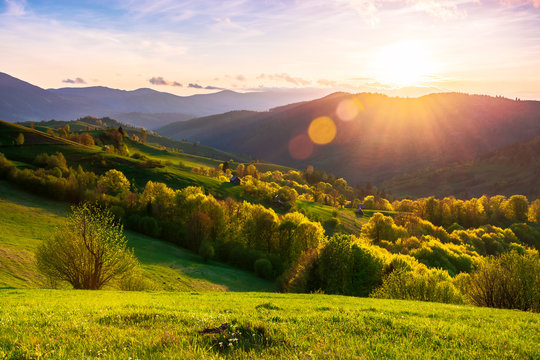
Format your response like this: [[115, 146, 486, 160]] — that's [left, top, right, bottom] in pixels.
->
[[1, 0, 540, 98]]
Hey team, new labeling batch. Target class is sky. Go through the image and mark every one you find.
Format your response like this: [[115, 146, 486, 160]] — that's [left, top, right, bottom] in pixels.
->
[[1, 0, 540, 98]]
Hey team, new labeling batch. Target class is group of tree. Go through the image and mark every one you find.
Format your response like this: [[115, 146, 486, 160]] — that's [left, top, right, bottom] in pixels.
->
[[1, 149, 539, 311]]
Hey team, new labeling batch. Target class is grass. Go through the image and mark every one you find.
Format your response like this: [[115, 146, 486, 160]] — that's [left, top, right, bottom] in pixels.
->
[[296, 200, 367, 235], [0, 289, 538, 359], [0, 180, 273, 292]]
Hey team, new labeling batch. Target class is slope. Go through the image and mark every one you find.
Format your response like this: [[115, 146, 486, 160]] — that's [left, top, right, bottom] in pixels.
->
[[157, 93, 540, 190], [383, 135, 540, 199], [1, 289, 538, 359], [0, 180, 273, 291]]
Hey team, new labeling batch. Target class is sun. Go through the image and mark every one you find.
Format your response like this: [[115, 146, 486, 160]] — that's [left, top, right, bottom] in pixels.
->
[[371, 41, 437, 87]]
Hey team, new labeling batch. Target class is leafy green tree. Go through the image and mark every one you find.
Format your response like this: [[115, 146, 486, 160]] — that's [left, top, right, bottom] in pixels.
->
[[98, 169, 130, 196], [15, 133, 24, 146], [361, 213, 406, 244], [36, 203, 137, 290], [528, 199, 540, 223], [505, 195, 529, 222], [140, 128, 147, 143]]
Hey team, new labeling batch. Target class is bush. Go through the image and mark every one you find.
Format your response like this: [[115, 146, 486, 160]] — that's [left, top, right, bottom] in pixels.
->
[[36, 203, 137, 290], [467, 251, 540, 312], [254, 258, 273, 280], [117, 271, 155, 291], [140, 216, 161, 237], [371, 267, 464, 304], [317, 235, 384, 296], [199, 241, 215, 262]]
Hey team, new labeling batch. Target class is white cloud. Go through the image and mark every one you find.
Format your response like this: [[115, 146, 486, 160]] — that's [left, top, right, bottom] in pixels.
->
[[3, 0, 25, 16]]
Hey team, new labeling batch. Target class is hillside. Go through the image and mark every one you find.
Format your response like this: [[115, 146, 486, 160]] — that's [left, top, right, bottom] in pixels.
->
[[157, 92, 540, 193], [384, 136, 540, 198], [19, 117, 248, 163], [0, 180, 273, 291], [1, 289, 538, 359], [0, 120, 247, 199], [0, 72, 329, 128]]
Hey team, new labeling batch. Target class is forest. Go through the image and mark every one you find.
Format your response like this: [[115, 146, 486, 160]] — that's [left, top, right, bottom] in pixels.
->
[[0, 121, 538, 313]]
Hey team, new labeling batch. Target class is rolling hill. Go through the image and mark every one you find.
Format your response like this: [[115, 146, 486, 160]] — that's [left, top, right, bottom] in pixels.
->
[[0, 72, 330, 128], [158, 92, 540, 195], [384, 135, 540, 198]]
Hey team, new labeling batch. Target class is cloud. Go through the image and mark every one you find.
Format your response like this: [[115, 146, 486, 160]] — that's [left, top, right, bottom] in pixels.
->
[[265, 73, 312, 86], [236, 74, 246, 82], [62, 77, 86, 84], [499, 0, 540, 7], [347, 0, 467, 23], [149, 76, 182, 86], [188, 83, 224, 90], [3, 0, 25, 16], [317, 79, 339, 87]]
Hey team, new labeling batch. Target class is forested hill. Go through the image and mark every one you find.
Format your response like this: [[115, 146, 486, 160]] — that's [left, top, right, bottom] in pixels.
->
[[157, 92, 540, 188]]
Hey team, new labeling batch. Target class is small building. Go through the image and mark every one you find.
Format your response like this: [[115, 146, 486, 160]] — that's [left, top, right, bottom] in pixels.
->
[[229, 175, 241, 185], [273, 194, 285, 207], [355, 204, 364, 215]]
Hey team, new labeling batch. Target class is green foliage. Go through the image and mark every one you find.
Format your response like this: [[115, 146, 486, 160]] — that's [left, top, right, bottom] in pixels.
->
[[254, 258, 273, 280], [529, 199, 540, 222], [504, 195, 529, 222], [361, 213, 407, 244], [98, 169, 130, 196], [35, 203, 138, 290], [15, 132, 24, 146], [467, 251, 540, 312], [371, 267, 464, 304], [409, 236, 474, 275], [199, 241, 215, 262], [318, 235, 384, 296]]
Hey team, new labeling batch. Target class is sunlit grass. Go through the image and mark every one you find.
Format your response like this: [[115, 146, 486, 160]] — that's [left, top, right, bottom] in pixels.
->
[[0, 290, 538, 359]]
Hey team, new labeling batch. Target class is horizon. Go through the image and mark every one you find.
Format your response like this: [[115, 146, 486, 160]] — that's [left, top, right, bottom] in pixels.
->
[[1, 0, 540, 99]]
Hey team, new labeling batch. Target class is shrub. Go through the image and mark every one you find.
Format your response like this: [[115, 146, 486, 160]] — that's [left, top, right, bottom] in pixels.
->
[[371, 267, 464, 304], [254, 258, 273, 280], [140, 216, 161, 237], [36, 203, 138, 290], [199, 241, 215, 262], [467, 251, 540, 312]]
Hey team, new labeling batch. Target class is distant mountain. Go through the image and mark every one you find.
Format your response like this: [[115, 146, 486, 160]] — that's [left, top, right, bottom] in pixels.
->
[[383, 136, 540, 199], [0, 72, 330, 129], [157, 92, 540, 189]]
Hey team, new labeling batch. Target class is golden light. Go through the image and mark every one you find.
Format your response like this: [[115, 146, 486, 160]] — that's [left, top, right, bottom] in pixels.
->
[[371, 41, 437, 86], [308, 116, 337, 145], [336, 97, 364, 121]]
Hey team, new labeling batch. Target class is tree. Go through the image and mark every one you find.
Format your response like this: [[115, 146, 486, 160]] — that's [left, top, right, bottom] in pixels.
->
[[36, 203, 137, 290], [79, 133, 95, 146], [15, 133, 24, 146], [528, 199, 540, 223], [505, 195, 529, 222], [140, 128, 147, 144], [98, 169, 130, 196]]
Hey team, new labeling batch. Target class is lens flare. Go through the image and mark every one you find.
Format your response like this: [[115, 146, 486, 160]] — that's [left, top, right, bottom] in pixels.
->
[[308, 116, 337, 145], [288, 134, 313, 159], [336, 98, 364, 121]]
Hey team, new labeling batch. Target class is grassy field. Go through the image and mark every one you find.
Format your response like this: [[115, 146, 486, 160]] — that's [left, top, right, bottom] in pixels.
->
[[0, 289, 538, 359], [0, 180, 273, 292], [296, 201, 398, 235]]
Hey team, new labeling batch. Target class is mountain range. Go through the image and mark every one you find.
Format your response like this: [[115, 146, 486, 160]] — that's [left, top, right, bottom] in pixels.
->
[[0, 72, 330, 129], [157, 92, 540, 196]]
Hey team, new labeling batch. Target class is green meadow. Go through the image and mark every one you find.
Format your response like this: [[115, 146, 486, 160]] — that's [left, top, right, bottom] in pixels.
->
[[0, 180, 272, 292], [0, 290, 538, 359]]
